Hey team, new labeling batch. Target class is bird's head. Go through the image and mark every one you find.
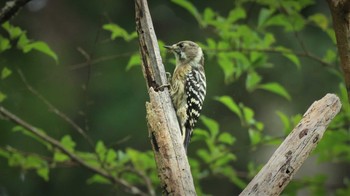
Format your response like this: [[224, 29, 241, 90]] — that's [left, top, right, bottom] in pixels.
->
[[164, 41, 204, 67]]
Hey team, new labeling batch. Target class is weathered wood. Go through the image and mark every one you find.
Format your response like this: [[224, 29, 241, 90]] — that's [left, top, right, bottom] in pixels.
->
[[135, 0, 196, 195], [326, 0, 350, 102], [240, 93, 341, 196]]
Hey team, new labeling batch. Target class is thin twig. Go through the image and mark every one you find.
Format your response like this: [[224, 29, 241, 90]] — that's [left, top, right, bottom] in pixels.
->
[[69, 52, 135, 70], [0, 106, 148, 196], [0, 0, 31, 24], [2, 145, 80, 168], [16, 69, 95, 147], [207, 47, 334, 67], [293, 31, 308, 54]]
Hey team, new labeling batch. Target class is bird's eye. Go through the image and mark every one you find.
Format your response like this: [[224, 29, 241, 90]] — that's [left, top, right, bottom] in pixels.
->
[[178, 43, 184, 48]]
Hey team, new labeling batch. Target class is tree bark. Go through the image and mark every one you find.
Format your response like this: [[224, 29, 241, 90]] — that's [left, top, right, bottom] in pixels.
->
[[0, 0, 32, 24], [240, 93, 341, 196], [327, 0, 350, 102], [134, 0, 196, 195]]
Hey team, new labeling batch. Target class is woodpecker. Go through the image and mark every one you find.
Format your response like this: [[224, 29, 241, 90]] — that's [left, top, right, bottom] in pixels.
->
[[164, 41, 206, 152]]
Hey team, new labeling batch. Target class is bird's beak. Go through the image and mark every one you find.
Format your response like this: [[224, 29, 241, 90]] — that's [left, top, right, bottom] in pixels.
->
[[164, 45, 173, 50]]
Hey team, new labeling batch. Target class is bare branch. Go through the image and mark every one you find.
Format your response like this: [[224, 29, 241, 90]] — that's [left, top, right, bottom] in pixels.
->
[[0, 0, 31, 24], [69, 52, 134, 70], [240, 93, 341, 195], [207, 47, 334, 67], [135, 0, 196, 195], [16, 69, 94, 147], [0, 106, 148, 196]]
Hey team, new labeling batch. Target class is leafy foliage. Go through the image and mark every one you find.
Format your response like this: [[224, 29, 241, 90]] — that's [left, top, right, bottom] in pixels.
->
[[2, 22, 58, 63], [103, 23, 137, 41], [0, 0, 349, 195]]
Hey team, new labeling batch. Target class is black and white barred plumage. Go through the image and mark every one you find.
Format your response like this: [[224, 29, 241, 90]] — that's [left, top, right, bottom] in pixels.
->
[[164, 41, 206, 151]]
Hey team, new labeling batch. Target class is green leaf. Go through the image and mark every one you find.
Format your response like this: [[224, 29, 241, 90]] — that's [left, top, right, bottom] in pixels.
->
[[25, 155, 44, 168], [215, 96, 242, 118], [103, 24, 137, 41], [258, 8, 275, 28], [248, 128, 261, 145], [2, 22, 23, 39], [220, 166, 247, 189], [218, 132, 236, 145], [0, 148, 10, 158], [77, 152, 99, 167], [275, 46, 301, 68], [17, 33, 29, 48], [117, 150, 130, 165], [276, 111, 290, 134], [326, 29, 336, 44], [200, 115, 219, 139], [95, 140, 107, 160], [0, 91, 7, 102], [37, 167, 49, 181], [246, 71, 262, 91], [22, 41, 58, 63], [126, 53, 141, 71], [265, 14, 288, 28], [171, 0, 202, 25], [263, 33, 276, 47], [323, 49, 336, 63], [126, 148, 155, 171], [258, 82, 291, 101], [214, 153, 236, 167], [283, 52, 300, 68], [1, 67, 12, 79], [8, 153, 24, 167], [227, 7, 246, 23], [191, 128, 209, 142], [255, 122, 264, 131], [105, 149, 117, 166], [60, 135, 75, 152], [12, 126, 51, 149], [203, 7, 215, 25], [218, 53, 235, 82], [197, 149, 211, 163], [87, 174, 111, 185], [0, 35, 11, 52], [308, 13, 328, 30], [339, 83, 350, 111], [242, 106, 255, 125], [206, 38, 216, 49], [53, 151, 69, 162]]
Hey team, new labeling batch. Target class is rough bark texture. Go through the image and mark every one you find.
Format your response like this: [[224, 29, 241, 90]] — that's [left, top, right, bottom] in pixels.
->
[[135, 0, 196, 195], [240, 94, 341, 196], [327, 0, 350, 101]]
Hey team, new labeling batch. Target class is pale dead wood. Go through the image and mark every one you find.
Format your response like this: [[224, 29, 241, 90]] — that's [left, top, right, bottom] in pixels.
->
[[240, 93, 341, 196], [134, 0, 196, 195], [326, 0, 350, 101]]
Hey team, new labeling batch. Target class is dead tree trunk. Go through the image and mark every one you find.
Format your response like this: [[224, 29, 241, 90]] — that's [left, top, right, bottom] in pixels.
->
[[134, 0, 196, 195], [240, 94, 341, 195]]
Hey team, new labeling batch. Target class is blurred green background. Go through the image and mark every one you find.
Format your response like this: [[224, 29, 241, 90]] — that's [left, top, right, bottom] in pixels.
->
[[0, 0, 348, 195]]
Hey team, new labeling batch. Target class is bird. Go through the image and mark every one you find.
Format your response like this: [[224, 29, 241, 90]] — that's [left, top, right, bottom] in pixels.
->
[[164, 40, 206, 152]]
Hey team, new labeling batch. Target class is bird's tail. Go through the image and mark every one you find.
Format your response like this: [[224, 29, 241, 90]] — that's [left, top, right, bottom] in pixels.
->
[[183, 127, 193, 153]]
